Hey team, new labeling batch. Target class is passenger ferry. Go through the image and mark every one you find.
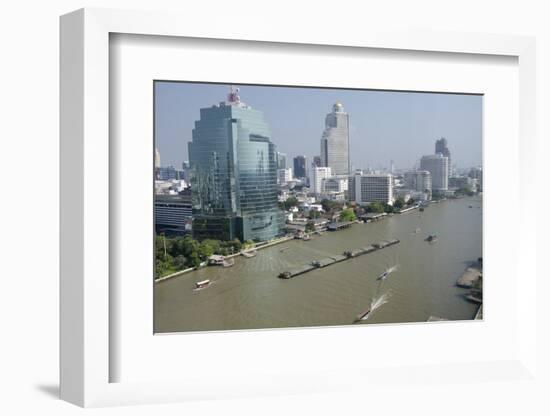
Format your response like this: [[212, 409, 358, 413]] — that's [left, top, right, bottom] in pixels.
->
[[195, 279, 211, 289]]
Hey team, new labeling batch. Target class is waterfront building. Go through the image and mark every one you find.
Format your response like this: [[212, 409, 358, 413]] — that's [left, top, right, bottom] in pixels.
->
[[349, 172, 393, 205], [155, 194, 193, 235], [188, 87, 285, 242], [320, 102, 350, 176], [469, 166, 483, 192], [277, 168, 293, 185], [435, 137, 452, 176], [404, 170, 432, 193], [420, 154, 449, 191], [293, 155, 307, 179], [309, 166, 332, 195], [277, 152, 287, 169]]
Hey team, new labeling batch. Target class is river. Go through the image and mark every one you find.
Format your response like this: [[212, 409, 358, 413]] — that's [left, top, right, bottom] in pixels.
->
[[154, 195, 482, 333]]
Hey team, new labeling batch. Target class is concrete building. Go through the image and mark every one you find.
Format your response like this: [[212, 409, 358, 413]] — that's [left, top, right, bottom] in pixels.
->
[[188, 87, 285, 242], [435, 137, 451, 176], [322, 176, 348, 193], [309, 166, 332, 195], [469, 167, 483, 192], [276, 152, 287, 169], [349, 172, 393, 205], [404, 170, 432, 193], [155, 194, 193, 235], [320, 102, 350, 176], [420, 154, 449, 191], [277, 168, 293, 185], [293, 155, 307, 179]]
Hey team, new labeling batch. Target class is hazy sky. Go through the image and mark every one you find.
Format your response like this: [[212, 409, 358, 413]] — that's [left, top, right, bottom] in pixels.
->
[[154, 82, 482, 171]]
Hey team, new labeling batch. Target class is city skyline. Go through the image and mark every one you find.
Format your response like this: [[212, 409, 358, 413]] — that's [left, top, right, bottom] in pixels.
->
[[155, 82, 483, 171]]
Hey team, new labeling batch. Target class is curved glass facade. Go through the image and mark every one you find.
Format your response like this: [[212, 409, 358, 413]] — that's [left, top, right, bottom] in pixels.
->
[[189, 101, 284, 242]]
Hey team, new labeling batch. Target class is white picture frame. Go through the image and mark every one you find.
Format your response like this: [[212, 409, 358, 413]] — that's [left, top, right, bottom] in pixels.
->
[[60, 8, 537, 407]]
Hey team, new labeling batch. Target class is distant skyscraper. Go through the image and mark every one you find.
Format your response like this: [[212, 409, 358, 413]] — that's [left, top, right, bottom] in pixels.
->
[[420, 154, 449, 191], [313, 155, 322, 167], [188, 87, 284, 242], [293, 155, 307, 179], [349, 172, 393, 205], [435, 137, 451, 176], [310, 166, 331, 195], [276, 152, 287, 169], [320, 102, 350, 176]]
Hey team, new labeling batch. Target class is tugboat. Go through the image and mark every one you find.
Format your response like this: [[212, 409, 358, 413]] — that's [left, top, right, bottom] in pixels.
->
[[278, 271, 292, 279], [425, 234, 438, 243]]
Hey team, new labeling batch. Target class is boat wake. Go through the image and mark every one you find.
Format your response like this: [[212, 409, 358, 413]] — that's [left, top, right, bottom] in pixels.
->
[[377, 264, 399, 280], [355, 291, 392, 322]]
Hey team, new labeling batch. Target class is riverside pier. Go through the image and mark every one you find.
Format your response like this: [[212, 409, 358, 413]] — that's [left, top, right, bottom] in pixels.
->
[[278, 238, 400, 279]]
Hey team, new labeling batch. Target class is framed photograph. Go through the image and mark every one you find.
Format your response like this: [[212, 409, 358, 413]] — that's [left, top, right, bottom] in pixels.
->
[[60, 8, 537, 407]]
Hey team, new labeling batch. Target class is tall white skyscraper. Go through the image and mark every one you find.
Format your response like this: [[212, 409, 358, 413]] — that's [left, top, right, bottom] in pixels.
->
[[310, 166, 332, 195], [320, 102, 350, 176], [420, 154, 449, 191]]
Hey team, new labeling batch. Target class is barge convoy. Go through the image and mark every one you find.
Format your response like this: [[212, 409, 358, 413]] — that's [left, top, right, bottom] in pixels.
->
[[278, 238, 400, 279]]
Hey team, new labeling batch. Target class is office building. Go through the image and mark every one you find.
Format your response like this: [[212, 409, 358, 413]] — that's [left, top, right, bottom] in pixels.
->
[[349, 172, 393, 205], [277, 168, 292, 185], [435, 137, 451, 176], [420, 154, 449, 191], [277, 152, 287, 169], [320, 102, 350, 176], [469, 167, 483, 192], [293, 155, 307, 179], [309, 166, 332, 195], [155, 194, 193, 235], [188, 87, 284, 241], [404, 170, 432, 193]]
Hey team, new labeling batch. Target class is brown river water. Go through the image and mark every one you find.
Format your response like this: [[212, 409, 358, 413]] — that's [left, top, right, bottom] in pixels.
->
[[154, 196, 482, 333]]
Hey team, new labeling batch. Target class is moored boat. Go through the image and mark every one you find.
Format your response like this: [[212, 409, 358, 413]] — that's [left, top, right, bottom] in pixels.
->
[[195, 279, 211, 289]]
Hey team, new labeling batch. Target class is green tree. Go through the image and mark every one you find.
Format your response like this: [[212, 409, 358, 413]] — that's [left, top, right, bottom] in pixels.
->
[[367, 202, 384, 213], [394, 197, 405, 210], [283, 196, 299, 210], [305, 221, 315, 233], [339, 208, 356, 222]]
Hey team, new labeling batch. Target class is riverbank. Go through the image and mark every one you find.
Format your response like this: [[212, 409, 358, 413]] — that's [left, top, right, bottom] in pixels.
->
[[155, 235, 294, 282]]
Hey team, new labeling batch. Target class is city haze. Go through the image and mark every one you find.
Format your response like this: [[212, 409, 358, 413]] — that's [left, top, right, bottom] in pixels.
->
[[154, 82, 482, 170]]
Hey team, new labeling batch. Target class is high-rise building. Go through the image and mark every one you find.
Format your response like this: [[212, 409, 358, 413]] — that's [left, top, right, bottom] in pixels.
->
[[312, 155, 322, 168], [349, 172, 393, 205], [404, 170, 432, 193], [276, 152, 287, 169], [435, 137, 451, 176], [420, 154, 449, 191], [320, 102, 350, 176], [277, 168, 292, 185], [188, 87, 284, 242], [468, 166, 483, 192], [155, 147, 161, 179], [293, 155, 307, 179], [310, 166, 332, 195]]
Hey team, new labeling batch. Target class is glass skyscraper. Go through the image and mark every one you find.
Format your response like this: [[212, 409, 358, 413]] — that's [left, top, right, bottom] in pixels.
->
[[188, 88, 285, 242], [320, 102, 350, 176]]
